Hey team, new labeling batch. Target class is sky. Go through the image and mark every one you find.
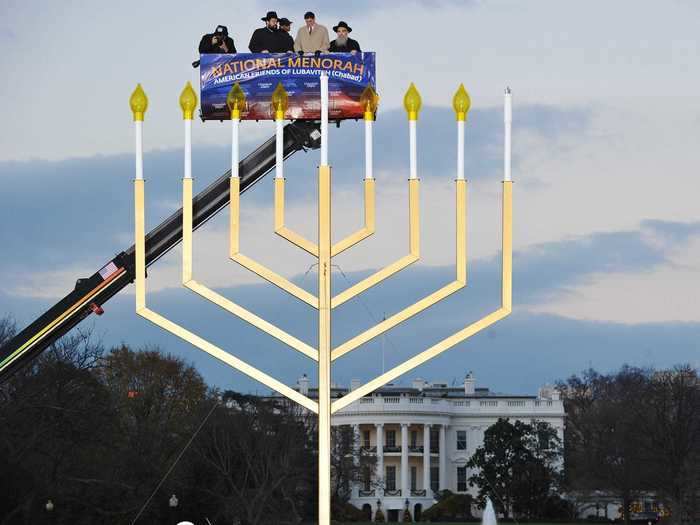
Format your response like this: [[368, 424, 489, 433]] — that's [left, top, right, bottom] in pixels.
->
[[1, 0, 698, 396]]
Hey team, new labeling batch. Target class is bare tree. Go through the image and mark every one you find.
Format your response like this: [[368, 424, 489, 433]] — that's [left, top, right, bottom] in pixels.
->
[[560, 367, 652, 525], [639, 365, 699, 525]]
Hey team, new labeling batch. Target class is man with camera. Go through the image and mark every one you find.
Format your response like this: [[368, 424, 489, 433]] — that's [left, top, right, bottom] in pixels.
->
[[198, 25, 236, 54]]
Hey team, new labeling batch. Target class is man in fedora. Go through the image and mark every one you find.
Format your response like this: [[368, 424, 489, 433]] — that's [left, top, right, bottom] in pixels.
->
[[198, 25, 236, 54], [329, 21, 361, 53], [294, 11, 329, 54], [249, 11, 284, 53], [277, 18, 295, 52]]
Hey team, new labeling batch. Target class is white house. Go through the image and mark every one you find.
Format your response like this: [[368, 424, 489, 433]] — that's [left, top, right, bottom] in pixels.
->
[[293, 372, 566, 521]]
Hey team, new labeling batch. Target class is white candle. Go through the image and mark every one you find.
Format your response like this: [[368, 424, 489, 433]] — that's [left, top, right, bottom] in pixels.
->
[[365, 119, 373, 179], [184, 119, 192, 179], [457, 120, 465, 180], [231, 117, 239, 178], [320, 73, 329, 166], [135, 121, 143, 180], [504, 87, 512, 182], [409, 120, 417, 179], [275, 118, 284, 178]]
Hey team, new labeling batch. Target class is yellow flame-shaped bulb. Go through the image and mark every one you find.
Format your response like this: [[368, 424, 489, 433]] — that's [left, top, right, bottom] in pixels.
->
[[271, 82, 289, 121], [130, 84, 149, 122], [179, 81, 198, 120], [359, 86, 379, 121], [403, 83, 422, 121], [226, 83, 247, 119], [452, 84, 471, 122]]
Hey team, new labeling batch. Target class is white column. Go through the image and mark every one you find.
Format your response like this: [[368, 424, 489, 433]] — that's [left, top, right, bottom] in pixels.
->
[[409, 120, 417, 179], [365, 119, 373, 179], [504, 87, 512, 182], [320, 72, 329, 166], [375, 423, 384, 496], [401, 423, 409, 497], [231, 118, 239, 178], [423, 424, 430, 496], [439, 424, 446, 491], [134, 121, 143, 180], [275, 119, 284, 178], [184, 120, 192, 179]]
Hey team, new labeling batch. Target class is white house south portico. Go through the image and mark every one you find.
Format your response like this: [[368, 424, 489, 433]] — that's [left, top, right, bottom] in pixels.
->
[[295, 372, 565, 521]]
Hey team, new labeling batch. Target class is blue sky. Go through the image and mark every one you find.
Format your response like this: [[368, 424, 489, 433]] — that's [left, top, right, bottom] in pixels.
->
[[1, 0, 698, 395]]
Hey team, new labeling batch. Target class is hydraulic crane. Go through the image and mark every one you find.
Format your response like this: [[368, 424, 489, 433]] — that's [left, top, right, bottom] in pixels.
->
[[0, 121, 322, 381]]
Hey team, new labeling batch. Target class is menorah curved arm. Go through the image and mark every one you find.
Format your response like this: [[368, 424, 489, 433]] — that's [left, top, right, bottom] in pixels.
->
[[274, 178, 319, 257], [332, 179, 467, 361], [331, 178, 376, 257], [134, 179, 318, 413], [331, 179, 420, 309], [331, 181, 512, 414], [229, 177, 318, 308], [181, 178, 318, 361]]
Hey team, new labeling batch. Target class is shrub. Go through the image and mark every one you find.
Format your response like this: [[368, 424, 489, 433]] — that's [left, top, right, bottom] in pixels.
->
[[374, 508, 385, 522], [421, 493, 473, 522]]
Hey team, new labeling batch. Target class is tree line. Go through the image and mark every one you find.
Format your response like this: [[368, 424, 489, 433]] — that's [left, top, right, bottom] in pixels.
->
[[0, 316, 697, 524]]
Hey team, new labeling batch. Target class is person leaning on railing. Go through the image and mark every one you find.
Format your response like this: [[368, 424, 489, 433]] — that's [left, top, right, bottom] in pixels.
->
[[198, 25, 236, 54], [294, 11, 329, 55], [329, 21, 361, 54]]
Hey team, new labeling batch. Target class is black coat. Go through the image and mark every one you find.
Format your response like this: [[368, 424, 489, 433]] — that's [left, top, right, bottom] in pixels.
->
[[249, 27, 287, 53], [277, 31, 295, 52], [199, 33, 236, 54], [329, 37, 361, 53]]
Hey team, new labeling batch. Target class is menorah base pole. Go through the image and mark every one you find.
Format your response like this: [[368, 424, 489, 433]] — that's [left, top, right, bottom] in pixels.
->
[[318, 165, 332, 525]]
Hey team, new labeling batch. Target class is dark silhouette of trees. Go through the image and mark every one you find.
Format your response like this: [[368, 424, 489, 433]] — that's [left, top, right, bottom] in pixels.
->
[[466, 417, 562, 520], [561, 365, 699, 525]]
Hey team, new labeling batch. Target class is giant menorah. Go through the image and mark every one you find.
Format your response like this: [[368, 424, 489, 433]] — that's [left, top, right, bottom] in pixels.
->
[[129, 73, 512, 524]]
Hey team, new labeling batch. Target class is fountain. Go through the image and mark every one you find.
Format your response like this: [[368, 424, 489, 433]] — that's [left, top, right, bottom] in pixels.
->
[[482, 498, 497, 525]]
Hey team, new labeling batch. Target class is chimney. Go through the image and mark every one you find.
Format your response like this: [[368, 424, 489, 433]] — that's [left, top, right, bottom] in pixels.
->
[[464, 371, 475, 395], [351, 378, 361, 391], [298, 374, 310, 395], [412, 378, 426, 391]]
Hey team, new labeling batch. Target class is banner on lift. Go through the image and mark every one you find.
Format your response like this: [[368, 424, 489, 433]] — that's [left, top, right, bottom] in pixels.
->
[[200, 52, 376, 121]]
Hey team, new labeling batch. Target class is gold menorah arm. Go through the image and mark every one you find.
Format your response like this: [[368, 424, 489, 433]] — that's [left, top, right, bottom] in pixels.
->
[[134, 179, 318, 413], [181, 179, 318, 361], [332, 179, 467, 361], [331, 178, 376, 256], [274, 178, 319, 257], [331, 179, 420, 308], [331, 181, 513, 414], [229, 177, 319, 308]]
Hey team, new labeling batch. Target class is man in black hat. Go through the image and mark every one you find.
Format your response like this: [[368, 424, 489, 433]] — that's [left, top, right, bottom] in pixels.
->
[[329, 21, 361, 53], [277, 18, 295, 52], [249, 11, 286, 53], [198, 25, 236, 54]]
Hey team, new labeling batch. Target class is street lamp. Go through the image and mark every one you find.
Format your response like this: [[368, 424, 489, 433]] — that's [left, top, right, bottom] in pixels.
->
[[45, 500, 54, 512], [169, 494, 179, 508]]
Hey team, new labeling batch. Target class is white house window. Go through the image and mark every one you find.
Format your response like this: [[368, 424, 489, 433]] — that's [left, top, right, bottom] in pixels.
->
[[386, 430, 396, 448], [410, 466, 417, 491], [410, 430, 418, 448], [363, 430, 370, 448], [457, 466, 467, 492], [430, 466, 439, 493], [456, 430, 467, 450], [362, 466, 371, 491], [430, 427, 439, 453], [386, 466, 397, 491]]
